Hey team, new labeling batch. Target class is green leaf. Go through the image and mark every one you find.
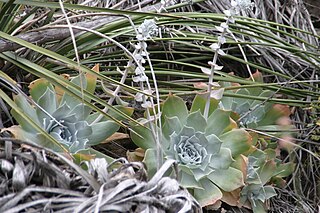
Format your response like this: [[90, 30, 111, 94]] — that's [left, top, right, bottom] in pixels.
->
[[162, 95, 188, 125], [220, 129, 252, 157], [209, 147, 234, 169], [12, 94, 40, 132], [36, 87, 57, 120], [259, 160, 276, 185], [274, 162, 295, 178], [207, 167, 244, 192], [179, 171, 203, 189], [205, 134, 222, 155], [186, 110, 207, 132], [86, 63, 99, 94], [194, 178, 222, 207], [162, 116, 183, 140], [143, 148, 158, 178], [251, 200, 267, 213], [206, 109, 233, 136], [29, 78, 54, 103], [69, 104, 91, 121], [87, 121, 120, 146], [130, 119, 155, 150], [191, 93, 218, 117]]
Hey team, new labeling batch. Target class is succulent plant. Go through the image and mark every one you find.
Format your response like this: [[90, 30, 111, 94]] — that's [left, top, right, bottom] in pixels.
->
[[219, 72, 291, 132], [130, 94, 253, 206], [10, 71, 132, 153], [240, 149, 294, 212]]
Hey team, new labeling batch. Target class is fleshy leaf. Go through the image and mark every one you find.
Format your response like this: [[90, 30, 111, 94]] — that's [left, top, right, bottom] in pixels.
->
[[12, 94, 40, 132], [207, 167, 244, 192], [36, 87, 57, 120], [180, 171, 203, 189], [29, 78, 54, 103], [86, 64, 99, 94], [273, 162, 295, 178], [259, 160, 276, 185], [206, 109, 233, 136], [191, 93, 218, 116], [209, 147, 234, 169], [143, 148, 158, 177], [194, 178, 223, 207], [161, 95, 188, 125], [130, 119, 156, 150], [204, 134, 222, 154], [186, 110, 207, 132], [68, 104, 91, 121], [220, 129, 252, 157], [86, 121, 119, 146], [162, 116, 183, 140]]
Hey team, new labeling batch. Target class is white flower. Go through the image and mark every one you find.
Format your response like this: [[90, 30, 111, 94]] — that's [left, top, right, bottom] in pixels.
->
[[137, 19, 158, 41], [133, 75, 148, 83], [218, 36, 226, 44], [135, 67, 145, 75], [141, 101, 152, 108], [135, 93, 143, 102], [210, 43, 220, 51]]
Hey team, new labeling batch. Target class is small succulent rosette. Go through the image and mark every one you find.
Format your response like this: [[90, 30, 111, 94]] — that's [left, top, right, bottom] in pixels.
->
[[240, 149, 294, 212], [131, 94, 253, 206], [10, 71, 132, 153], [219, 72, 292, 131]]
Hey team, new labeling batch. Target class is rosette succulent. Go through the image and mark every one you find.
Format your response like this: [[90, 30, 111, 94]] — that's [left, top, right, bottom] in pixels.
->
[[219, 72, 291, 131], [240, 149, 294, 212], [11, 72, 132, 153], [130, 94, 253, 206]]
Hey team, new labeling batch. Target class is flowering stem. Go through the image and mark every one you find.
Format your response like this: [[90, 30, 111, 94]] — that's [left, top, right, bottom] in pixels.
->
[[203, 20, 229, 120]]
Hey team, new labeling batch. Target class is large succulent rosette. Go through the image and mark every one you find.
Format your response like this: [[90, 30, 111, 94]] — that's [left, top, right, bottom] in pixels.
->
[[11, 73, 128, 153], [131, 94, 253, 206]]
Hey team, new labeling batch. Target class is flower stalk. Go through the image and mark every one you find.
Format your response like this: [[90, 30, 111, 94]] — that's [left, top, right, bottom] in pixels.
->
[[203, 0, 254, 120]]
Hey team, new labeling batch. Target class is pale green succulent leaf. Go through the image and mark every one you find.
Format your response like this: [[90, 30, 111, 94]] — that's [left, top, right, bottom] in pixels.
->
[[68, 140, 88, 153], [274, 162, 295, 178], [262, 185, 277, 200], [161, 95, 188, 125], [179, 171, 203, 189], [11, 94, 40, 132], [178, 126, 196, 138], [207, 167, 244, 192], [75, 121, 93, 139], [162, 116, 183, 140], [209, 147, 234, 169], [143, 148, 158, 178], [130, 119, 156, 150], [259, 160, 277, 185], [59, 74, 88, 109], [36, 133, 67, 151], [69, 104, 91, 121], [186, 110, 207, 132], [205, 134, 222, 154], [191, 93, 218, 117], [251, 200, 267, 213], [194, 178, 222, 207], [190, 166, 213, 181], [206, 109, 233, 136], [86, 120, 120, 146], [29, 79, 55, 103], [219, 94, 235, 111], [220, 129, 252, 157], [52, 103, 71, 118], [36, 87, 57, 122]]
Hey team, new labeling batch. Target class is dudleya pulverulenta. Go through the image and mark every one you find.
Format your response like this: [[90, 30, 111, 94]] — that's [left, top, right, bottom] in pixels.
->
[[130, 94, 252, 206], [11, 71, 131, 153]]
